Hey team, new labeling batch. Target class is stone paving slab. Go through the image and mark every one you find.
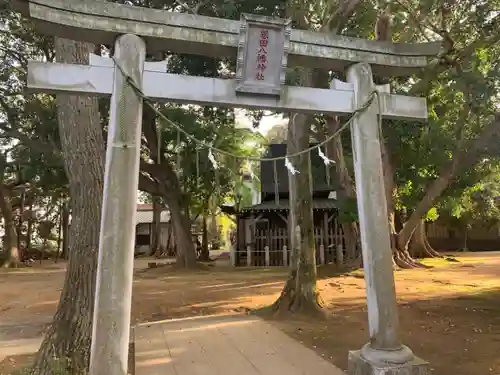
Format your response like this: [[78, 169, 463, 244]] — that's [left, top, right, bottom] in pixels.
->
[[134, 314, 345, 375]]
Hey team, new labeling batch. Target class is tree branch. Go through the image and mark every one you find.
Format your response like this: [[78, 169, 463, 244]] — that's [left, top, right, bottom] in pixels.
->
[[138, 173, 160, 196], [409, 14, 500, 95], [173, 0, 209, 14], [324, 0, 362, 34], [0, 124, 60, 158], [397, 112, 500, 249]]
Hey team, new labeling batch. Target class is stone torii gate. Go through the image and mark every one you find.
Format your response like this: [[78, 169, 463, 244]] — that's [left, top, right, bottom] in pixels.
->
[[14, 1, 440, 375]]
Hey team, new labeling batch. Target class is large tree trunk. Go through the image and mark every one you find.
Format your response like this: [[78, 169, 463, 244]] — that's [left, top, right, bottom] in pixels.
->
[[31, 38, 105, 375], [380, 139, 423, 268], [0, 184, 21, 268], [271, 69, 323, 316], [140, 103, 197, 268], [269, 0, 363, 315], [340, 221, 360, 264], [392, 171, 451, 267], [60, 200, 70, 260], [140, 174, 197, 267], [396, 170, 454, 254], [392, 168, 461, 268], [149, 196, 162, 256], [17, 191, 25, 258], [396, 112, 500, 263], [209, 196, 218, 248], [309, 68, 361, 267], [198, 214, 210, 261], [55, 199, 63, 263], [26, 201, 33, 257], [372, 9, 430, 269], [408, 219, 442, 258], [167, 197, 197, 268], [324, 116, 361, 266], [321, 1, 364, 268], [462, 225, 468, 251]]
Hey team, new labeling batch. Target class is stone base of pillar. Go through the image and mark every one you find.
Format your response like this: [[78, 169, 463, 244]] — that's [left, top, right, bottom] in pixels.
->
[[348, 349, 430, 375]]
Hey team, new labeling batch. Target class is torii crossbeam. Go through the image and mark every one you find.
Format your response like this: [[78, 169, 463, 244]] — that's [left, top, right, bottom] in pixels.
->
[[27, 57, 427, 120], [12, 0, 440, 76]]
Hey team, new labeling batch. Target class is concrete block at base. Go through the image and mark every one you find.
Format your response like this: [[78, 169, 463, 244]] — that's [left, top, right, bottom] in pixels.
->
[[348, 350, 431, 375]]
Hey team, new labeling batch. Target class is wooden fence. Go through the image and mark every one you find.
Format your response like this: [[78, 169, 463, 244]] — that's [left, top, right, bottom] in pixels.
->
[[426, 221, 500, 251], [234, 218, 347, 267], [232, 218, 500, 266]]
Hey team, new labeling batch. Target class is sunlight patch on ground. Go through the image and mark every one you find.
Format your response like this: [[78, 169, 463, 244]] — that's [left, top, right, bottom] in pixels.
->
[[1, 252, 500, 375]]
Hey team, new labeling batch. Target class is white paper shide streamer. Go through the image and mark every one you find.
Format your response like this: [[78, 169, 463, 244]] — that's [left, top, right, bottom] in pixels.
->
[[208, 148, 218, 169], [285, 157, 299, 175], [318, 147, 335, 165]]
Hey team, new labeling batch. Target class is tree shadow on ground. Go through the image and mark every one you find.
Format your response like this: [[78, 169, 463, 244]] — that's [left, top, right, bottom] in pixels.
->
[[1, 258, 499, 375], [269, 288, 500, 375], [134, 265, 500, 375]]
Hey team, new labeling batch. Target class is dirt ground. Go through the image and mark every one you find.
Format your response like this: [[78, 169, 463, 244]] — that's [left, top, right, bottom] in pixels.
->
[[1, 252, 499, 375]]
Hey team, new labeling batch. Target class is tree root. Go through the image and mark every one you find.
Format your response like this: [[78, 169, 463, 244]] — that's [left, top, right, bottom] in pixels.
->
[[260, 276, 325, 319], [394, 255, 416, 269], [422, 246, 441, 258], [31, 321, 89, 375], [393, 248, 432, 269], [423, 235, 442, 258], [197, 254, 213, 262]]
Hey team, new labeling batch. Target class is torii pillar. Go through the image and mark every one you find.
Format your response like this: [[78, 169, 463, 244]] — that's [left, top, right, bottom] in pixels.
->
[[345, 63, 430, 375], [89, 34, 146, 375]]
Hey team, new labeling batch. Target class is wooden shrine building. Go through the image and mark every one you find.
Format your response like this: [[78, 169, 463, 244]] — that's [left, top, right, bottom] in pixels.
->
[[232, 144, 345, 267]]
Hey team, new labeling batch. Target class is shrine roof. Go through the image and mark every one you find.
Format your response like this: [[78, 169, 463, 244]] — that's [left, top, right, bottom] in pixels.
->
[[240, 199, 337, 212]]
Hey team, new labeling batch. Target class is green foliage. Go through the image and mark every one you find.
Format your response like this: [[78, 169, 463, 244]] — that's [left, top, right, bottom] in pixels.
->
[[424, 207, 439, 222], [90, 0, 500, 230], [381, 0, 500, 225], [440, 169, 500, 228], [0, 7, 67, 245], [0, 8, 65, 187], [1, 0, 500, 236], [157, 104, 264, 215]]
